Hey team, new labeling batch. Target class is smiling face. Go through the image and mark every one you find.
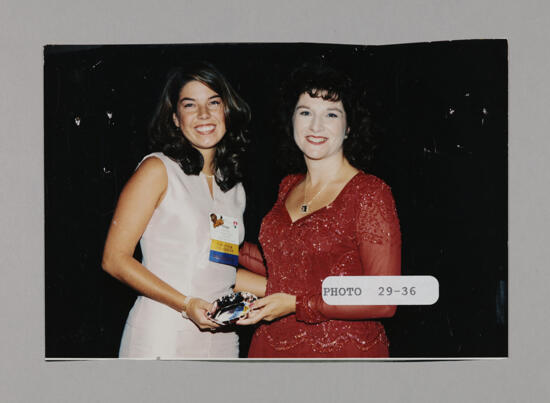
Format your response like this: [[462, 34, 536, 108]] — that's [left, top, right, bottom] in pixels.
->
[[172, 80, 226, 152], [292, 92, 349, 162]]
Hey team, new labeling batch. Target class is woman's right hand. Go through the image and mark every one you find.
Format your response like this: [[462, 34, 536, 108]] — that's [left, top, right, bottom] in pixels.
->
[[185, 298, 220, 330]]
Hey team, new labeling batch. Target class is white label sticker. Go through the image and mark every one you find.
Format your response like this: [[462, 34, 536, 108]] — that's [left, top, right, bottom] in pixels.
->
[[209, 214, 239, 244], [321, 276, 439, 305]]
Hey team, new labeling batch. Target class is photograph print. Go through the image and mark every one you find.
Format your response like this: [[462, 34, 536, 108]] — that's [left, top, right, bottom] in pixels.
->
[[44, 40, 507, 359]]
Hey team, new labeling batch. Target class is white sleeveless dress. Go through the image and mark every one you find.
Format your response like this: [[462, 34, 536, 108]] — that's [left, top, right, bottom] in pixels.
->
[[118, 152, 245, 359]]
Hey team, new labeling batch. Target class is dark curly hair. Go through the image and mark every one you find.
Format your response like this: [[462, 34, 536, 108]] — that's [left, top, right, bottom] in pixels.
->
[[149, 62, 251, 192], [277, 63, 375, 173]]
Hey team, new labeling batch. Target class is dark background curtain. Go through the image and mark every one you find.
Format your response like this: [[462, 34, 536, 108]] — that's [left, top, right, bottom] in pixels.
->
[[44, 41, 507, 358]]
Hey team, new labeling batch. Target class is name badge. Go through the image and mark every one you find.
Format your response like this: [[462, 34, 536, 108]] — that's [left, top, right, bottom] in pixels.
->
[[208, 213, 239, 266]]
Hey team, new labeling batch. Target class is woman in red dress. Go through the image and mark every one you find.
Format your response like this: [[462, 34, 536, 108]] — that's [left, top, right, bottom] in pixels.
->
[[235, 64, 401, 358]]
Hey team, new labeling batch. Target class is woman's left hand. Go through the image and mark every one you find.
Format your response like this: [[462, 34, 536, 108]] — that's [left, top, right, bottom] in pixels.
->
[[237, 293, 296, 325], [186, 298, 220, 330]]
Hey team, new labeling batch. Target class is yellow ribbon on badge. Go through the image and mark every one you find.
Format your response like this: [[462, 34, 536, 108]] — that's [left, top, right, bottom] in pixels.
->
[[210, 239, 239, 255]]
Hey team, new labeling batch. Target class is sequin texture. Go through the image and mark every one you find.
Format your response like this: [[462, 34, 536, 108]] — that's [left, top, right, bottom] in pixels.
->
[[248, 172, 401, 357]]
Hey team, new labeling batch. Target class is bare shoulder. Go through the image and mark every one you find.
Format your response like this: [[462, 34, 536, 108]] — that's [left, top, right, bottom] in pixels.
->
[[137, 155, 167, 175], [130, 156, 166, 184], [124, 155, 168, 200]]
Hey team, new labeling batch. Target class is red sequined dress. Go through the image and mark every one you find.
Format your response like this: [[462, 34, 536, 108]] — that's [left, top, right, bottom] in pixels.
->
[[247, 172, 401, 358]]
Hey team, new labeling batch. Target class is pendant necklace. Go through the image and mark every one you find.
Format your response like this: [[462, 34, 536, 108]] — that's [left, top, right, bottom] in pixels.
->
[[300, 166, 342, 213]]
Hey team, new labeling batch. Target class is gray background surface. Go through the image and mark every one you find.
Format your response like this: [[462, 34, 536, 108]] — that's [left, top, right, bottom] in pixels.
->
[[2, 0, 549, 401]]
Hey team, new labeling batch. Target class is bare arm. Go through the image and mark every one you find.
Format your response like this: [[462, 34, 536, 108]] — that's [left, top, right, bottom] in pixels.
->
[[102, 157, 218, 328], [234, 242, 268, 297], [234, 268, 267, 297]]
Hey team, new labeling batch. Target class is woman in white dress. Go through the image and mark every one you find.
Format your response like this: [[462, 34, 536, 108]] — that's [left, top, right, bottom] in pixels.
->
[[102, 62, 251, 358]]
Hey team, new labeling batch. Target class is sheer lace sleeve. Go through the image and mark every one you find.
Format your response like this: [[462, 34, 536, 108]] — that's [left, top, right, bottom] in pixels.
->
[[295, 179, 401, 324], [238, 242, 267, 276]]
